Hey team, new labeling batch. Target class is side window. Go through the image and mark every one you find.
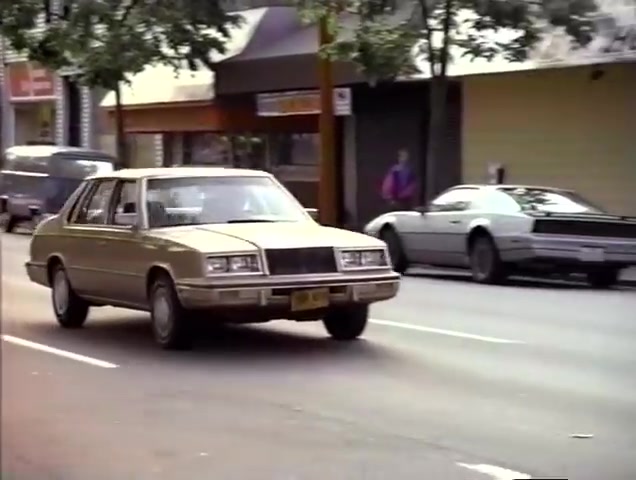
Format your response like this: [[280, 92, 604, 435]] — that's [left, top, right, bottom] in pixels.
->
[[429, 188, 479, 212], [73, 180, 117, 225], [475, 190, 522, 213], [65, 181, 90, 222], [110, 180, 139, 226]]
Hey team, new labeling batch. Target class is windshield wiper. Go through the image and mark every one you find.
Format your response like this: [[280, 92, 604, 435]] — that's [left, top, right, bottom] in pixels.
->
[[226, 218, 278, 224]]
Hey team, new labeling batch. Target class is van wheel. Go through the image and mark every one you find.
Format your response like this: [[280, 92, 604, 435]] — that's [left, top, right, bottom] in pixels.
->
[[149, 274, 193, 350], [4, 215, 17, 233], [586, 269, 619, 289], [51, 265, 90, 328]]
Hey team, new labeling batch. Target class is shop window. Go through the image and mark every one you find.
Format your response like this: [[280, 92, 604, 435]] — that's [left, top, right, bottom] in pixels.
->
[[269, 133, 319, 166], [65, 78, 81, 147], [183, 133, 232, 166], [232, 134, 266, 169]]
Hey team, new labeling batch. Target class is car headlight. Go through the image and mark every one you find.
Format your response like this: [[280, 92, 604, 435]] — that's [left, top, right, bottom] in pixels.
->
[[339, 249, 389, 270], [206, 254, 262, 275]]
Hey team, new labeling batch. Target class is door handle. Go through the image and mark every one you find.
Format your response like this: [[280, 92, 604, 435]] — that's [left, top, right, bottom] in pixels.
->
[[449, 220, 461, 224]]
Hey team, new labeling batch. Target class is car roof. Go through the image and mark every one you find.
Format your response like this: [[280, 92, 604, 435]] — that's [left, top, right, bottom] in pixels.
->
[[449, 184, 571, 192], [5, 145, 111, 157], [89, 166, 273, 181]]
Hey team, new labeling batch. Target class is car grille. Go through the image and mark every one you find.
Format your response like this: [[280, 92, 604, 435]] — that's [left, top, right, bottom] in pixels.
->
[[533, 219, 636, 239], [265, 247, 338, 275]]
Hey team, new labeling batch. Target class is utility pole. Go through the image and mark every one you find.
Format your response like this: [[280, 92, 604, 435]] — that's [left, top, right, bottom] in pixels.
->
[[317, 9, 337, 226]]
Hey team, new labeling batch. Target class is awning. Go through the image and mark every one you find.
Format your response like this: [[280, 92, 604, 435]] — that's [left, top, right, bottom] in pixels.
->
[[100, 7, 268, 109]]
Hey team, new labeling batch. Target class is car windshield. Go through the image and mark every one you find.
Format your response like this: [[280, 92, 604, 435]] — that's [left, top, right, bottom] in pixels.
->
[[499, 187, 605, 214], [145, 176, 309, 228]]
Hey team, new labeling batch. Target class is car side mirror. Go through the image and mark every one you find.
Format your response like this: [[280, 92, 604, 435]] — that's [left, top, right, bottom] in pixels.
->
[[305, 208, 319, 221], [414, 205, 428, 215], [114, 212, 138, 227]]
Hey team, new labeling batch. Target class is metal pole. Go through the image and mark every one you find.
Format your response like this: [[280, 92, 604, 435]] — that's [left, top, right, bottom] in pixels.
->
[[317, 12, 337, 226]]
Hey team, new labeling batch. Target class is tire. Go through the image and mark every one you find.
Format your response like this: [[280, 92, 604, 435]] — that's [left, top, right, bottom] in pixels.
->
[[4, 215, 17, 233], [149, 273, 193, 350], [586, 269, 619, 289], [381, 227, 408, 274], [323, 304, 369, 341], [51, 264, 90, 328], [469, 233, 507, 284]]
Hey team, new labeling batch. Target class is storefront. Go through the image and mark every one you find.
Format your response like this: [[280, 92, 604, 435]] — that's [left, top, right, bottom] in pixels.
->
[[5, 61, 58, 145]]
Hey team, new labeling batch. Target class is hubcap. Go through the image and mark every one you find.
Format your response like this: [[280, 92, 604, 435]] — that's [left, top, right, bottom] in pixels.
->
[[153, 290, 173, 338], [53, 271, 70, 315]]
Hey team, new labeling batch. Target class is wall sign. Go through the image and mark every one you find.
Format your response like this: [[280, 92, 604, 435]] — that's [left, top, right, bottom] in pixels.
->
[[7, 62, 57, 101], [256, 88, 352, 117]]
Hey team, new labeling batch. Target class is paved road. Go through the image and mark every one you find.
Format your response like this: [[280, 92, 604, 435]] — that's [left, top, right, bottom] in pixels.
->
[[2, 233, 635, 480]]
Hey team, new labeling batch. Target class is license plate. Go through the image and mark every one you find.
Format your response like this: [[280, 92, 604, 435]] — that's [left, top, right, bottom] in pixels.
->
[[290, 288, 330, 312], [578, 247, 605, 262]]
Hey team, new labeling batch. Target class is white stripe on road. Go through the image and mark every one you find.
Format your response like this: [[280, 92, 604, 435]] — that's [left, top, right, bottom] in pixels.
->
[[370, 319, 524, 344], [456, 463, 531, 479], [1, 335, 119, 369]]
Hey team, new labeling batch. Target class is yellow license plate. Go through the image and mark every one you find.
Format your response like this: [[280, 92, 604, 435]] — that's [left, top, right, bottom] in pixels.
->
[[290, 288, 330, 312]]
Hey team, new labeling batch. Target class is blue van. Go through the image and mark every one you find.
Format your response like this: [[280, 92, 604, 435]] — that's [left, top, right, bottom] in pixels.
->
[[0, 145, 116, 232]]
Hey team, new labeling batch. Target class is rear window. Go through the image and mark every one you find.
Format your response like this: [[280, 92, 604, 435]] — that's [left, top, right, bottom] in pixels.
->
[[499, 187, 605, 214]]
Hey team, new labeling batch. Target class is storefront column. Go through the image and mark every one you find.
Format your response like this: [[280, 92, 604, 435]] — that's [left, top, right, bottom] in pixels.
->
[[54, 76, 67, 145], [342, 115, 358, 227], [80, 86, 93, 148], [153, 134, 164, 167]]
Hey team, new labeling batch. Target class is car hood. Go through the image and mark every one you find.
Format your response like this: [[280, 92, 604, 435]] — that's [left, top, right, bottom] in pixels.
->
[[151, 222, 385, 252]]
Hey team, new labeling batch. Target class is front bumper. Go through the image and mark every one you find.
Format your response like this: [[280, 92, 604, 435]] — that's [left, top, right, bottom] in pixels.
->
[[175, 271, 401, 310], [498, 234, 636, 268]]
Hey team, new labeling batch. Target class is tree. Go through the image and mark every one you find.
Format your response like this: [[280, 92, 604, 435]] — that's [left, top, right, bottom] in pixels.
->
[[299, 0, 599, 201], [0, 0, 242, 166]]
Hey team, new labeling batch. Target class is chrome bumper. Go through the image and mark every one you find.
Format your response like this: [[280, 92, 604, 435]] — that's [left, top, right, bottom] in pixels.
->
[[498, 234, 636, 266], [175, 272, 401, 310]]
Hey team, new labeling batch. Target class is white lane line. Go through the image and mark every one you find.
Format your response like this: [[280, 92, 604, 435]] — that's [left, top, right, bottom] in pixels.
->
[[370, 319, 524, 344], [456, 463, 531, 479], [1, 335, 119, 369]]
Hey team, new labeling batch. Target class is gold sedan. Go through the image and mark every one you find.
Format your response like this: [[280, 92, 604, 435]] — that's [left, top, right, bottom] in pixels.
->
[[25, 167, 401, 350]]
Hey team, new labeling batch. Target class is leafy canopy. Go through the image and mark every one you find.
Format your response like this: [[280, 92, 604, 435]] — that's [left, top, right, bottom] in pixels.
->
[[0, 0, 244, 90], [298, 0, 599, 81]]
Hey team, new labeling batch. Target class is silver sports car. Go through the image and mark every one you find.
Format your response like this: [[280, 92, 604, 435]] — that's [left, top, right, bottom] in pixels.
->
[[363, 184, 636, 288]]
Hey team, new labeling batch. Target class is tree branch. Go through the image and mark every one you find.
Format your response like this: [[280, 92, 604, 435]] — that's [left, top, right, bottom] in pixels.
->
[[119, 0, 142, 25]]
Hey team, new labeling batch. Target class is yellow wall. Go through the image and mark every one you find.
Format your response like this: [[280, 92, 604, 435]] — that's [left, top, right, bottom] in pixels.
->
[[462, 63, 636, 215]]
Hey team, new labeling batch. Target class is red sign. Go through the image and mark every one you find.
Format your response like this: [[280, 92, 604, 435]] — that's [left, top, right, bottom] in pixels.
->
[[7, 62, 56, 101]]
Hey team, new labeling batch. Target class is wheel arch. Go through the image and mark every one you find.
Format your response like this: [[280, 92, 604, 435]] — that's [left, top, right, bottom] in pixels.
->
[[145, 264, 174, 298], [466, 225, 494, 253]]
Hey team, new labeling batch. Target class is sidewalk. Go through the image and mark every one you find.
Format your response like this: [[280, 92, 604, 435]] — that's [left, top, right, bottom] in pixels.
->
[[620, 267, 636, 287]]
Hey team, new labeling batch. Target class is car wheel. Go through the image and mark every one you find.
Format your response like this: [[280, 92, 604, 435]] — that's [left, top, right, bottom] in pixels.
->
[[469, 234, 506, 284], [381, 227, 408, 274], [4, 215, 17, 233], [586, 269, 619, 289], [323, 304, 369, 341], [51, 265, 90, 328], [149, 274, 193, 350]]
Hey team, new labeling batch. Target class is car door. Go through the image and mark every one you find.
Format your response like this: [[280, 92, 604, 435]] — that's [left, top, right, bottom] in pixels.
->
[[64, 178, 118, 298], [96, 179, 148, 306], [415, 188, 480, 266]]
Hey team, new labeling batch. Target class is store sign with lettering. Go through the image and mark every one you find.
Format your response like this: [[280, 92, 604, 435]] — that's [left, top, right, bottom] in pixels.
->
[[256, 88, 352, 117], [7, 62, 56, 101]]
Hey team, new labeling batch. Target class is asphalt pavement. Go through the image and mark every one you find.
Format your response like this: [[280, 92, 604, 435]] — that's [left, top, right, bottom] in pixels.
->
[[2, 233, 635, 480]]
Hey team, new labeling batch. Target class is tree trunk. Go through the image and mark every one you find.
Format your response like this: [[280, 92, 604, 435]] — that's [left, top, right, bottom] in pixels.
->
[[423, 75, 449, 203], [114, 83, 127, 169]]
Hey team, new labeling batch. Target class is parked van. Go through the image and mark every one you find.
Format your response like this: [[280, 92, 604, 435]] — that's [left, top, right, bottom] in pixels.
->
[[0, 145, 116, 232]]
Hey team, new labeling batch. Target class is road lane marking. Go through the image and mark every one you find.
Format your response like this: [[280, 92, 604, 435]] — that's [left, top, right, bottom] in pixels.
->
[[456, 463, 531, 479], [1, 335, 119, 368], [370, 319, 524, 344]]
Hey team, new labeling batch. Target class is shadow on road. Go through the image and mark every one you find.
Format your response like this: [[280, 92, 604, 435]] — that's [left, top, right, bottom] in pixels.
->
[[405, 271, 625, 290], [24, 314, 399, 367]]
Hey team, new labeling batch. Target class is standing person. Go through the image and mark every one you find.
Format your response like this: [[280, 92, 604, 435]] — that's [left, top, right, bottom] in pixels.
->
[[381, 148, 417, 210]]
